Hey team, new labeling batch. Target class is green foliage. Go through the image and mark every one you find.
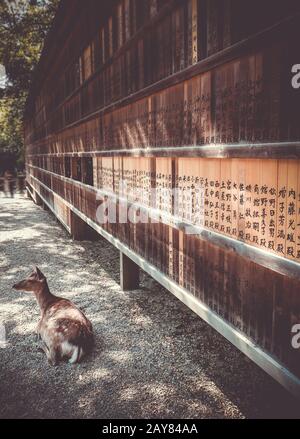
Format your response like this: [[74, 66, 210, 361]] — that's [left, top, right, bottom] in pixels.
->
[[0, 0, 59, 166]]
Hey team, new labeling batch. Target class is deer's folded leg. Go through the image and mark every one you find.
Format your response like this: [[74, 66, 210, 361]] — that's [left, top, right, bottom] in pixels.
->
[[69, 345, 83, 364], [48, 347, 59, 366], [40, 343, 59, 366], [37, 339, 47, 353]]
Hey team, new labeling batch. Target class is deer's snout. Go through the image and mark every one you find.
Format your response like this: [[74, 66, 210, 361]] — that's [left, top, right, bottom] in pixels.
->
[[13, 281, 26, 290]]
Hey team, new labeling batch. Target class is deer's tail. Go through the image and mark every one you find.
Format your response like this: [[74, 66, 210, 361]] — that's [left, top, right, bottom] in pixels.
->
[[72, 323, 94, 355]]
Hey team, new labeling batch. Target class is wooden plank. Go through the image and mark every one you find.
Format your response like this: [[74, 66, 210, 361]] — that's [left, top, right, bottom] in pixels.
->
[[297, 160, 300, 262], [286, 160, 298, 261], [206, 0, 219, 57], [276, 160, 288, 258]]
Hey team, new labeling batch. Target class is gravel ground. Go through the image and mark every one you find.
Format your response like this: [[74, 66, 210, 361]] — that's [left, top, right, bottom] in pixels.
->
[[0, 195, 299, 419]]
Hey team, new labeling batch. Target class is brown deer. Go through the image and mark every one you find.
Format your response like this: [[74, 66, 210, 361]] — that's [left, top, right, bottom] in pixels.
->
[[13, 267, 94, 365]]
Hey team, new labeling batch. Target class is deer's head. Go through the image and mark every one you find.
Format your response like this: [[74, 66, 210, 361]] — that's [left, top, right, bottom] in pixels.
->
[[13, 267, 46, 292]]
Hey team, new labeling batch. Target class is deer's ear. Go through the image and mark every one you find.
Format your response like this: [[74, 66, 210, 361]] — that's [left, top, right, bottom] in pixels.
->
[[35, 266, 45, 280]]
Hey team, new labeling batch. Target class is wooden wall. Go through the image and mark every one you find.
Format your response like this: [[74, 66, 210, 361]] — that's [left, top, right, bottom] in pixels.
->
[[25, 0, 300, 389]]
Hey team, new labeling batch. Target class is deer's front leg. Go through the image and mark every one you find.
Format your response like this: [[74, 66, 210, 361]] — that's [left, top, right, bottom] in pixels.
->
[[47, 346, 59, 366], [39, 342, 59, 366], [36, 326, 43, 348], [36, 320, 42, 342]]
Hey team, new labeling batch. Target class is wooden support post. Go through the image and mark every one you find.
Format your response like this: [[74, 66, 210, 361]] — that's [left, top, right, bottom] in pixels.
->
[[120, 251, 140, 291], [70, 210, 99, 241], [42, 201, 49, 211], [26, 186, 32, 200], [33, 190, 43, 206]]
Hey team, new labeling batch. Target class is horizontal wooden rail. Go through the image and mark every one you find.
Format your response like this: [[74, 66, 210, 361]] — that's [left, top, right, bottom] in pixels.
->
[[26, 141, 300, 160], [27, 165, 300, 282], [26, 182, 71, 233], [27, 180, 300, 399]]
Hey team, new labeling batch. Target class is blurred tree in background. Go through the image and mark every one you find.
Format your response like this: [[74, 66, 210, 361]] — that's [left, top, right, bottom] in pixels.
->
[[0, 0, 59, 169]]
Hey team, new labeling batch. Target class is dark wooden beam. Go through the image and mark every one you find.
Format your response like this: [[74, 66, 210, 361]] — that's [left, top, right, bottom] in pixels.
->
[[120, 251, 140, 291]]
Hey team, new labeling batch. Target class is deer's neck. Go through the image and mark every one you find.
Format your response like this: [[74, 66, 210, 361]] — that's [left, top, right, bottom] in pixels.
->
[[34, 281, 56, 313]]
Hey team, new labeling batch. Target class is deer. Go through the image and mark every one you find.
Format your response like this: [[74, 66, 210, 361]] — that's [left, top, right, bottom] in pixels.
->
[[13, 267, 94, 366]]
